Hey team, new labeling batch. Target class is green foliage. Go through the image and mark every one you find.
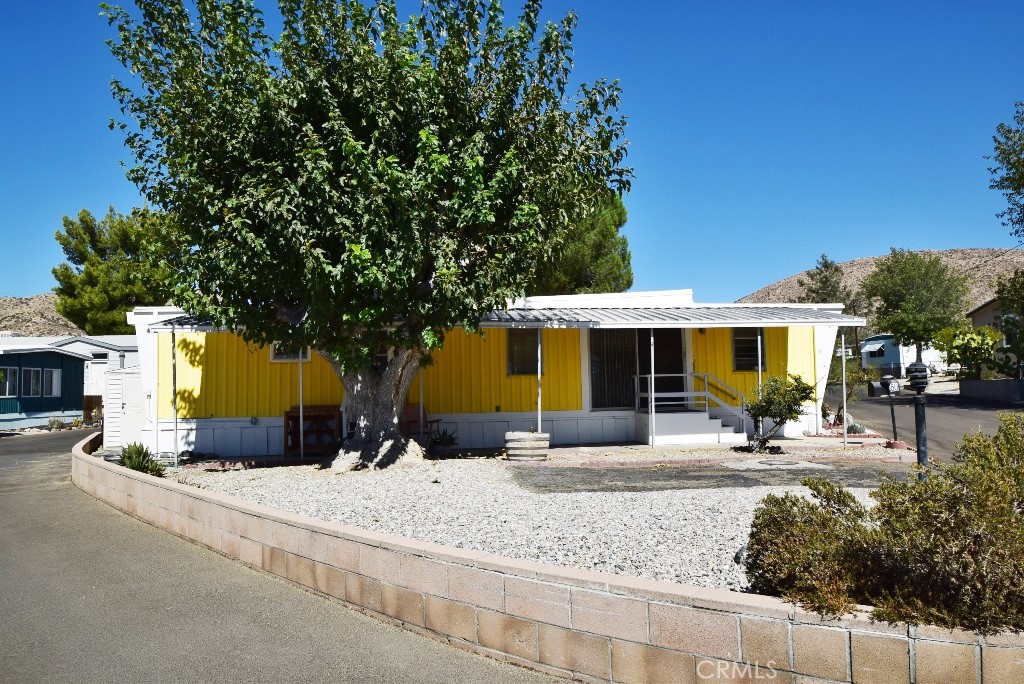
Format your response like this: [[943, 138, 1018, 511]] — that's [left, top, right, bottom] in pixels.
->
[[827, 356, 874, 403], [860, 249, 969, 361], [933, 322, 1002, 380], [530, 192, 632, 295], [103, 0, 631, 374], [119, 442, 166, 478], [745, 374, 815, 450], [797, 254, 852, 305], [52, 207, 173, 334], [992, 269, 1024, 379], [47, 417, 67, 430], [746, 413, 1024, 634], [990, 101, 1024, 241]]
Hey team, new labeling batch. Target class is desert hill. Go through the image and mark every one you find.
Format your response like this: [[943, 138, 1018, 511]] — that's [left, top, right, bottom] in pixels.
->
[[738, 248, 1024, 313], [0, 293, 84, 337]]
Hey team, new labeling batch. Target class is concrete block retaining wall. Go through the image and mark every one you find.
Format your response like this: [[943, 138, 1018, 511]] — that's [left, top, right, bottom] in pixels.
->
[[72, 434, 1023, 683]]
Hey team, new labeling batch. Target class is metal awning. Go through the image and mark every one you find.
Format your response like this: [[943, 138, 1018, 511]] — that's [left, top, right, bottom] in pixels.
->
[[861, 342, 885, 353], [481, 305, 864, 329]]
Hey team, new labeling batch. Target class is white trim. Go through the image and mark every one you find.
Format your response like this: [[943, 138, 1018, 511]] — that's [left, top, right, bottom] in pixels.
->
[[269, 342, 311, 362], [0, 366, 17, 398], [21, 368, 42, 398], [43, 368, 61, 398]]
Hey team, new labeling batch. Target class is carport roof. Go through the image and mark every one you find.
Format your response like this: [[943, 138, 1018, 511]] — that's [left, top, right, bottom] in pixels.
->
[[480, 304, 863, 329]]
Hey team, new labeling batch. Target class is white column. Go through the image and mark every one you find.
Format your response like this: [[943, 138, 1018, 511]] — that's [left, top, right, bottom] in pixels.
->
[[649, 329, 656, 447], [171, 327, 178, 467], [842, 332, 848, 448], [298, 351, 304, 459], [536, 329, 543, 432]]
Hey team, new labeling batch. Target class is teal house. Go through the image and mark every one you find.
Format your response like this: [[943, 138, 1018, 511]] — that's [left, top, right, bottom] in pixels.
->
[[0, 346, 88, 429]]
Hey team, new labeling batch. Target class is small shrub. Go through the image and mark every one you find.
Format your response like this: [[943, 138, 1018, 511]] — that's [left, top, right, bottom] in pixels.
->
[[72, 418, 83, 428], [47, 417, 67, 430], [745, 412, 1024, 635], [847, 422, 866, 434], [120, 443, 165, 478]]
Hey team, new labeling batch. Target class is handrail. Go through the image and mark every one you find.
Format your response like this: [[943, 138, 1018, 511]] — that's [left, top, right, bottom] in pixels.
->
[[633, 373, 749, 436]]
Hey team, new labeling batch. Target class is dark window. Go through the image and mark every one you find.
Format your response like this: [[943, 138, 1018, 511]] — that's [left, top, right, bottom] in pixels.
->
[[590, 329, 637, 409], [507, 329, 541, 375], [733, 328, 765, 371], [868, 347, 885, 358], [21, 368, 41, 397], [92, 352, 109, 360]]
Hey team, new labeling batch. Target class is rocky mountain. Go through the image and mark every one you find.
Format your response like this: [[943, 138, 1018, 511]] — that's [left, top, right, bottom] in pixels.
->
[[738, 248, 1024, 313], [0, 293, 84, 337]]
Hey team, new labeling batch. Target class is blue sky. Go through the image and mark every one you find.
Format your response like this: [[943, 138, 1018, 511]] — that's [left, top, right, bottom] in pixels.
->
[[2, 1, 1022, 303]]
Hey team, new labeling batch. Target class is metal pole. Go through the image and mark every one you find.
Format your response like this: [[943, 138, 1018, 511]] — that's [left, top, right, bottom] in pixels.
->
[[757, 328, 763, 393], [298, 350, 304, 459], [915, 393, 928, 480], [888, 395, 899, 442], [536, 329, 542, 433], [649, 329, 656, 447], [841, 333, 847, 449], [418, 368, 424, 441], [171, 327, 178, 468]]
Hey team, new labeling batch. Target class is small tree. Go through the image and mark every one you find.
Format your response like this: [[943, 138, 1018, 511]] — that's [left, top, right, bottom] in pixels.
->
[[860, 249, 969, 362], [745, 374, 815, 452], [52, 207, 172, 335], [992, 269, 1024, 379], [797, 253, 866, 374], [933, 323, 1002, 380]]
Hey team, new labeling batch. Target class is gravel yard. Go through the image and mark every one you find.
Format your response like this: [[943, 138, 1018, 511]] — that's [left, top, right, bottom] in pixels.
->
[[173, 450, 882, 591]]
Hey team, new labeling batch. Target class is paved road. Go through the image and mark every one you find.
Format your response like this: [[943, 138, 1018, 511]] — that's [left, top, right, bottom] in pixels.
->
[[0, 431, 555, 684], [846, 391, 1021, 462]]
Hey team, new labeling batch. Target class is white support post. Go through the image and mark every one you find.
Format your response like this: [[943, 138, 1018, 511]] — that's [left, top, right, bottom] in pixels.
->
[[298, 351, 304, 459], [536, 329, 543, 432], [757, 328, 763, 393], [842, 332, 848, 448], [649, 328, 656, 447], [171, 327, 178, 468]]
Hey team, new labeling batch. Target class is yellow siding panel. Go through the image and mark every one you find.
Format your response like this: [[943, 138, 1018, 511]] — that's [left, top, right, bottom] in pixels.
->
[[690, 327, 790, 404], [157, 332, 343, 419], [786, 327, 818, 389], [413, 328, 582, 413]]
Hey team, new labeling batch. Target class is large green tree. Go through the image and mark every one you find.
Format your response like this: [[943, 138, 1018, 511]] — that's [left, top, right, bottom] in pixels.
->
[[860, 249, 969, 362], [52, 207, 172, 334], [990, 101, 1024, 241], [105, 0, 630, 468], [530, 192, 632, 295]]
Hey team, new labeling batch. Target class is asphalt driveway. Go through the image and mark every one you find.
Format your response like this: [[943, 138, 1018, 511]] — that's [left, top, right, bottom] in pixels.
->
[[0, 431, 555, 684]]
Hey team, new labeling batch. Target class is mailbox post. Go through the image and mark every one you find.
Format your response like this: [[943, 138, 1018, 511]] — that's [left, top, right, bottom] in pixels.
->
[[906, 360, 930, 478], [867, 374, 901, 441]]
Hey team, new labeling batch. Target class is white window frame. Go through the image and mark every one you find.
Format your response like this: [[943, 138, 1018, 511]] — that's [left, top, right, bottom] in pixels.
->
[[21, 368, 42, 397], [507, 329, 542, 376], [44, 369, 62, 398], [0, 366, 16, 398], [269, 342, 311, 362]]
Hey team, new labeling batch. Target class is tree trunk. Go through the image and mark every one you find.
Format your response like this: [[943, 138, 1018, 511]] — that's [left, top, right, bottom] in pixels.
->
[[319, 347, 426, 470]]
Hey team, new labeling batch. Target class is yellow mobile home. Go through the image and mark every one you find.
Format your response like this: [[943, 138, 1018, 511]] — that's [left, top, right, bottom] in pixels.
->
[[126, 290, 864, 457]]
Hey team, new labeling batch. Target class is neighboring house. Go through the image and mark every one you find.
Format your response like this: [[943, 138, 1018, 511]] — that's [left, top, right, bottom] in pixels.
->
[[125, 290, 863, 458], [0, 335, 139, 397], [0, 346, 88, 429], [968, 298, 1021, 375], [859, 334, 945, 377]]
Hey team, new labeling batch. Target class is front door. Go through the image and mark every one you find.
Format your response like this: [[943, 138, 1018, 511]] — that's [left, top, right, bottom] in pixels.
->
[[637, 329, 686, 412]]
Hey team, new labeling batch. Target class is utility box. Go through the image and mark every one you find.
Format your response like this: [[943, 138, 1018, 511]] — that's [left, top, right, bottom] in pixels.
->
[[868, 375, 901, 398]]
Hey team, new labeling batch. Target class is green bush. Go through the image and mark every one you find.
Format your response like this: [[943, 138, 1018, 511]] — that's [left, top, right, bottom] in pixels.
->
[[745, 412, 1024, 635], [119, 443, 166, 478], [745, 374, 814, 451]]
